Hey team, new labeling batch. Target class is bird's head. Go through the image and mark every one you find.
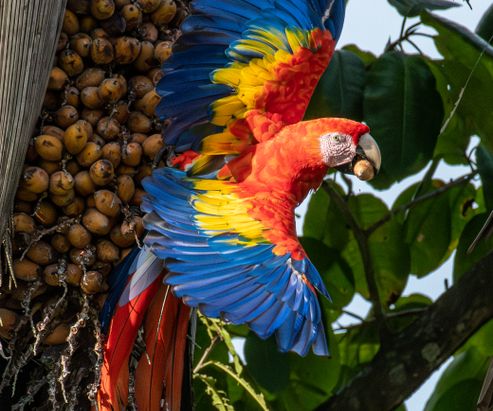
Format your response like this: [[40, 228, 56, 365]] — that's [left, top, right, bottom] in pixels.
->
[[317, 118, 381, 181]]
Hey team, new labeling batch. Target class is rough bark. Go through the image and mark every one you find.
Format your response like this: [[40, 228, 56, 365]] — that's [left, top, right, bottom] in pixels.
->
[[318, 251, 493, 411], [0, 0, 67, 241]]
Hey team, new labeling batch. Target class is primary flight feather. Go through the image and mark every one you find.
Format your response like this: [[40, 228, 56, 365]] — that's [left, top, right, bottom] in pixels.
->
[[97, 1, 382, 410]]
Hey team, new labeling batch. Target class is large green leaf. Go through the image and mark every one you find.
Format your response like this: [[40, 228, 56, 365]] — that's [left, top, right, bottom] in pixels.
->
[[306, 50, 366, 121], [461, 320, 493, 357], [392, 180, 475, 277], [453, 213, 493, 281], [388, 0, 459, 17], [303, 184, 350, 252], [363, 52, 443, 189], [424, 348, 489, 411], [476, 145, 493, 210], [244, 336, 290, 395], [476, 4, 493, 44], [422, 12, 493, 152]]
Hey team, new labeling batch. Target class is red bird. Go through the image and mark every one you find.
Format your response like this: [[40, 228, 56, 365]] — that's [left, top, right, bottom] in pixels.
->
[[97, 0, 381, 410]]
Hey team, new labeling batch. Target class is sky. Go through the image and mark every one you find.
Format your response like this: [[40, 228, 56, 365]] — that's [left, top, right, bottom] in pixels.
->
[[306, 1, 491, 410]]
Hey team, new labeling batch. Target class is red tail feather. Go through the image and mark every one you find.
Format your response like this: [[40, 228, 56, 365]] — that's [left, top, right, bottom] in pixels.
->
[[135, 284, 191, 411], [97, 270, 165, 411]]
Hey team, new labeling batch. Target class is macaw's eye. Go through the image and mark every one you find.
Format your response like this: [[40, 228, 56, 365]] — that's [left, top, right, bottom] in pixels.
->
[[333, 135, 341, 142]]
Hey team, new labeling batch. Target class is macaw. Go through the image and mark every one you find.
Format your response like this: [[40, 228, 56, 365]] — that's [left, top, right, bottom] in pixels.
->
[[97, 0, 382, 410]]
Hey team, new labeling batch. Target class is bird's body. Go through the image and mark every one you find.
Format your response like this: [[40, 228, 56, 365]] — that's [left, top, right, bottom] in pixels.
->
[[97, 1, 381, 410]]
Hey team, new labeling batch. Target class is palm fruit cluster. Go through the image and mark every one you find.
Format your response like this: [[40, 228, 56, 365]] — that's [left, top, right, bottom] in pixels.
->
[[0, 0, 187, 407]]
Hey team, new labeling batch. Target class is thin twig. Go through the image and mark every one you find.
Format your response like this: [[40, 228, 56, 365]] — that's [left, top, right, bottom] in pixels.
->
[[366, 170, 478, 235], [193, 335, 220, 374]]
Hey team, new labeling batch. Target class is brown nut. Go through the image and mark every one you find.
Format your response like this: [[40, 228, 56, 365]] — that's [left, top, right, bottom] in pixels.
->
[[353, 159, 375, 181], [21, 166, 49, 193], [82, 208, 112, 235], [80, 15, 97, 32], [70, 33, 93, 58], [63, 197, 86, 217], [41, 125, 65, 140], [121, 4, 142, 30], [69, 245, 97, 267], [142, 134, 164, 159], [96, 117, 121, 141], [67, 224, 93, 248], [49, 171, 75, 195], [127, 111, 152, 133], [81, 86, 105, 109], [151, 1, 176, 26], [76, 67, 106, 89], [122, 142, 142, 166], [76, 141, 102, 167], [14, 259, 41, 281], [90, 0, 116, 20], [90, 37, 114, 64], [64, 86, 80, 107], [63, 10, 80, 35], [154, 40, 172, 64], [94, 189, 121, 217], [80, 270, 105, 294], [58, 49, 84, 77], [43, 324, 71, 345], [51, 234, 71, 253], [133, 40, 156, 72], [89, 159, 114, 186], [98, 76, 127, 103], [0, 309, 19, 339], [81, 108, 104, 126], [48, 67, 69, 91], [74, 170, 96, 196], [134, 89, 160, 117], [54, 105, 79, 128], [129, 75, 154, 98], [116, 175, 135, 203], [34, 135, 64, 161], [96, 239, 120, 263], [114, 36, 142, 64], [13, 213, 36, 234], [136, 0, 162, 13], [34, 200, 58, 226], [16, 187, 38, 202], [26, 241, 56, 265], [50, 189, 76, 207]]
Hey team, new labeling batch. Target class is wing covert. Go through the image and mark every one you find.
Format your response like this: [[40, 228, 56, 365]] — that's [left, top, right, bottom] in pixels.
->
[[156, 0, 346, 160]]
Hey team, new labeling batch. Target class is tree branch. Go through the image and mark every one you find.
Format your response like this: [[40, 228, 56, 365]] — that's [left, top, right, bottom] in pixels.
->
[[317, 251, 493, 411], [366, 170, 478, 235]]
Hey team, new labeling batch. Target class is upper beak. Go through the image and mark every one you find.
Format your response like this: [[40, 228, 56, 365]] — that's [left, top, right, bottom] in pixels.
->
[[336, 133, 382, 181]]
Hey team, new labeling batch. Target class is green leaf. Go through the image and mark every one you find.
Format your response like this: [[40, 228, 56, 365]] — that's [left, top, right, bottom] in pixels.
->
[[300, 237, 355, 308], [422, 12, 493, 152], [388, 0, 460, 17], [476, 145, 493, 210], [453, 213, 493, 281], [303, 184, 350, 252], [460, 320, 493, 357], [342, 194, 411, 304], [363, 52, 443, 189], [244, 336, 290, 394], [476, 4, 493, 44], [195, 374, 236, 411], [424, 348, 489, 411], [306, 50, 366, 121], [342, 44, 377, 66], [280, 340, 340, 411]]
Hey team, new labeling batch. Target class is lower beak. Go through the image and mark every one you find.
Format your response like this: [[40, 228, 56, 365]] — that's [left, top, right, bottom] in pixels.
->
[[336, 133, 381, 181]]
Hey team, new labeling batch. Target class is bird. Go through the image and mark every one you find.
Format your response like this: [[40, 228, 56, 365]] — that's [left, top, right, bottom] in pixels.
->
[[96, 1, 382, 410]]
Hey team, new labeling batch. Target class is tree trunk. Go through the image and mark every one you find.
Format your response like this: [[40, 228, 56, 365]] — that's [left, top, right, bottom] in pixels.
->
[[0, 0, 67, 243]]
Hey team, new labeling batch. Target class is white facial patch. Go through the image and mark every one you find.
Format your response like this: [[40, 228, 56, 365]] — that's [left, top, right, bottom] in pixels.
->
[[319, 133, 356, 168]]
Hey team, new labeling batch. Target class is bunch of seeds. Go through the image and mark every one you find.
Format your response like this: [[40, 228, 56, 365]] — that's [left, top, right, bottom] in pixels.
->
[[0, 0, 188, 408]]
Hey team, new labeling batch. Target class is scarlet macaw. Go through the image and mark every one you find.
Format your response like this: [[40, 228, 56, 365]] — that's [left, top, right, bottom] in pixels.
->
[[97, 0, 382, 410]]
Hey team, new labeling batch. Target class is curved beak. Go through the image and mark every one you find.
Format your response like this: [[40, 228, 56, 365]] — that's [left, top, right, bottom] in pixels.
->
[[336, 133, 381, 181]]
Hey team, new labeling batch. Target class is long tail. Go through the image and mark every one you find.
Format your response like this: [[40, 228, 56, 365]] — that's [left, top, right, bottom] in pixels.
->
[[134, 284, 191, 411], [97, 248, 165, 411]]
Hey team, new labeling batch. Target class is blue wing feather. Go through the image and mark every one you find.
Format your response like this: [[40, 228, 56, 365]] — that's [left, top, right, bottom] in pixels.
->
[[141, 167, 330, 356]]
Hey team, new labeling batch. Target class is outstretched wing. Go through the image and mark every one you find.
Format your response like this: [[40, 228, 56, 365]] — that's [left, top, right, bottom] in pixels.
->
[[142, 168, 330, 356], [157, 0, 345, 161]]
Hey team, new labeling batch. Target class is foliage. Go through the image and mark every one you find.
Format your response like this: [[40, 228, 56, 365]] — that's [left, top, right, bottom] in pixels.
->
[[192, 2, 493, 410]]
